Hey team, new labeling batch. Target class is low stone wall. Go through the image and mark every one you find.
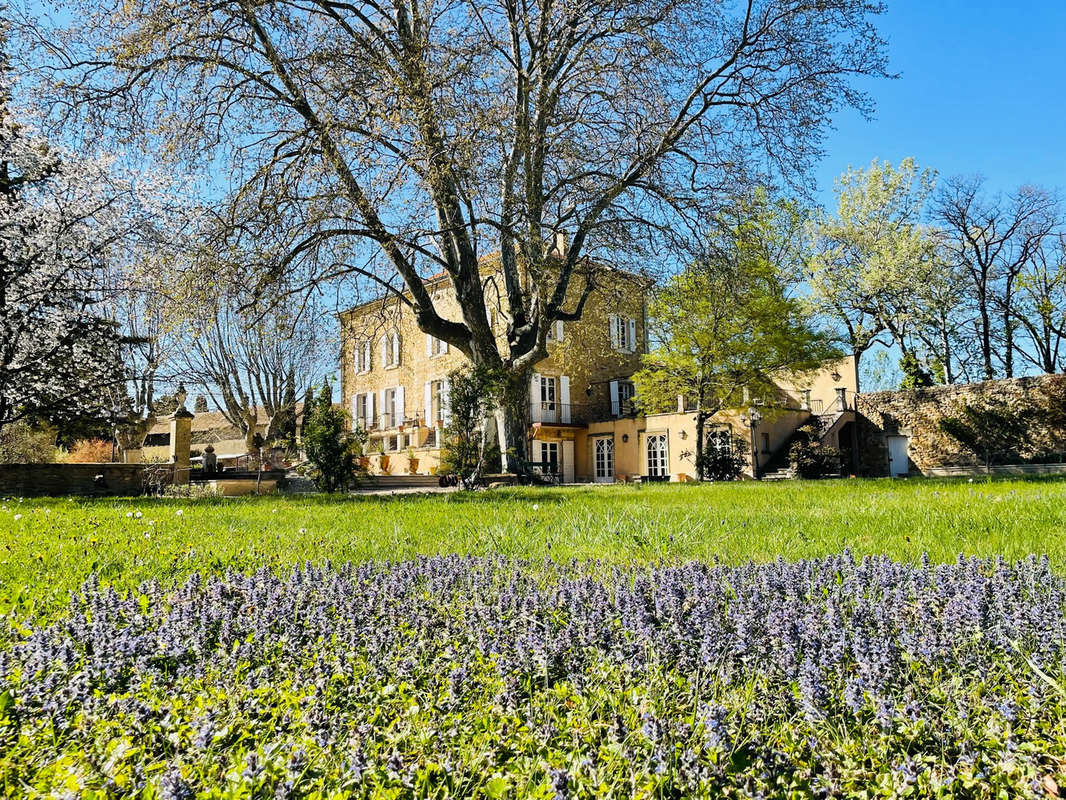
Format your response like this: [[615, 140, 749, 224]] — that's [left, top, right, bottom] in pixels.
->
[[0, 463, 160, 497], [854, 374, 1066, 476]]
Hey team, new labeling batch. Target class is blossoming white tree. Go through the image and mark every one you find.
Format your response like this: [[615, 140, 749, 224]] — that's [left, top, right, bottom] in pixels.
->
[[0, 88, 132, 433]]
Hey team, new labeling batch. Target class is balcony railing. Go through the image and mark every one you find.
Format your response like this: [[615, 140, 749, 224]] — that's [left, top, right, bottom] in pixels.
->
[[529, 398, 637, 426]]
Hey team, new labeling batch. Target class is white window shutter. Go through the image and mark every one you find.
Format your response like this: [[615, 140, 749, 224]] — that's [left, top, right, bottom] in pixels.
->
[[379, 389, 387, 428], [628, 318, 637, 353], [380, 336, 387, 366], [441, 379, 452, 424], [530, 374, 542, 423], [393, 332, 401, 366], [367, 391, 375, 428], [424, 382, 433, 426], [609, 380, 620, 417], [560, 376, 571, 423], [426, 333, 433, 357], [442, 338, 449, 354], [351, 395, 360, 430], [555, 320, 564, 342], [608, 314, 619, 350], [396, 385, 405, 421]]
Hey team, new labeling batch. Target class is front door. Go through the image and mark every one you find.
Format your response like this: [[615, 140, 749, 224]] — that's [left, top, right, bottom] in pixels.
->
[[594, 437, 615, 482], [887, 435, 909, 477]]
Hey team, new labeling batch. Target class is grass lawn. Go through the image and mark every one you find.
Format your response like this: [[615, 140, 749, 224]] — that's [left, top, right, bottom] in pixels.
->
[[5, 477, 1066, 797], [3, 476, 1066, 618]]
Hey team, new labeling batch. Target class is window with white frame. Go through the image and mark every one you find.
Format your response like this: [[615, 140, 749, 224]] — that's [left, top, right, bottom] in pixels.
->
[[355, 339, 372, 373], [426, 334, 447, 357], [608, 314, 636, 352], [539, 375, 557, 411], [353, 393, 369, 430], [384, 387, 398, 428], [707, 427, 732, 457], [430, 380, 446, 425], [383, 331, 402, 368], [618, 380, 635, 413], [545, 320, 564, 342], [646, 433, 669, 478]]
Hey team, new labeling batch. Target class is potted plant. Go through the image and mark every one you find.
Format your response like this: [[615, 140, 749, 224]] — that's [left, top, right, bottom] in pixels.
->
[[407, 446, 419, 474], [376, 439, 391, 473]]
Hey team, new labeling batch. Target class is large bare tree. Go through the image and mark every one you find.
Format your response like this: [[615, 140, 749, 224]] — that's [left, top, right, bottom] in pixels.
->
[[935, 177, 1058, 381], [24, 0, 889, 465]]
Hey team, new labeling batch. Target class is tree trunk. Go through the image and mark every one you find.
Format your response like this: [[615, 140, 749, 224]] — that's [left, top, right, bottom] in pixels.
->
[[497, 373, 532, 474], [695, 410, 707, 481]]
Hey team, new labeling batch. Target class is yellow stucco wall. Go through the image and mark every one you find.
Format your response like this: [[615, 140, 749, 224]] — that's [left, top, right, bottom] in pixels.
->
[[341, 261, 649, 475]]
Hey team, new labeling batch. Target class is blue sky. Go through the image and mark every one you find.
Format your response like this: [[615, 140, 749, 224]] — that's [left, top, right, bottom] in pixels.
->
[[814, 0, 1066, 205]]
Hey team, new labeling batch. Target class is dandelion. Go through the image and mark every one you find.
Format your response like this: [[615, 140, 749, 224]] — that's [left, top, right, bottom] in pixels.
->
[[134, 510, 143, 519]]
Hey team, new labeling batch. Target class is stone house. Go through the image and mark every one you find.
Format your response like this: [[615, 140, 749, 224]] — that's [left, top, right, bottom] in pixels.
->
[[340, 254, 860, 482]]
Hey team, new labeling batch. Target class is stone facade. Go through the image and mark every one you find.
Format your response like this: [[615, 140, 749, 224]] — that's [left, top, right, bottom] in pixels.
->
[[854, 374, 1066, 476], [339, 257, 649, 477]]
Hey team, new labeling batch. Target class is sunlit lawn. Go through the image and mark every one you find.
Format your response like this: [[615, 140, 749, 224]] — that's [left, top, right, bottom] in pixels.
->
[[3, 476, 1065, 619]]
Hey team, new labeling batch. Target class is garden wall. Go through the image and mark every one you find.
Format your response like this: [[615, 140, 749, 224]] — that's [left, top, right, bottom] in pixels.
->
[[854, 374, 1066, 476], [0, 463, 160, 497]]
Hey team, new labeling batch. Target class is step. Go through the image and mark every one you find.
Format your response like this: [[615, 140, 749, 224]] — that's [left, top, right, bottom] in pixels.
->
[[363, 474, 443, 488]]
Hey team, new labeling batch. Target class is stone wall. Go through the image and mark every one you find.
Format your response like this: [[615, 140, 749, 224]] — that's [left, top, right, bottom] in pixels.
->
[[0, 463, 162, 496], [854, 374, 1066, 476]]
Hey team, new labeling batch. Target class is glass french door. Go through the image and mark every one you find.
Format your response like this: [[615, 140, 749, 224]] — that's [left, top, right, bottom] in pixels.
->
[[646, 434, 668, 478], [539, 376, 558, 423], [594, 437, 615, 482]]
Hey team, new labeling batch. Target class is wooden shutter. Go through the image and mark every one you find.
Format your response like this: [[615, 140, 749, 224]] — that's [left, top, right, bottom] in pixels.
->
[[555, 320, 564, 341], [560, 376, 571, 423], [441, 379, 451, 424], [530, 374, 542, 423], [393, 332, 401, 366], [396, 385, 405, 422], [380, 336, 388, 367], [367, 391, 375, 429], [425, 333, 433, 357], [424, 382, 433, 426], [627, 318, 637, 353], [379, 389, 387, 428], [608, 314, 619, 350], [609, 380, 620, 417]]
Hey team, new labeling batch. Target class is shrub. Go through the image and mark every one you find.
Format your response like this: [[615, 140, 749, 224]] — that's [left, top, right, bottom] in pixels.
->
[[65, 438, 114, 463], [789, 424, 840, 478], [302, 382, 362, 492], [0, 421, 57, 463]]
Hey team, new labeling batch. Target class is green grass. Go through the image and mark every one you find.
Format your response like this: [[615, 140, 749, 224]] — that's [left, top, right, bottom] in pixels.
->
[[3, 476, 1066, 618]]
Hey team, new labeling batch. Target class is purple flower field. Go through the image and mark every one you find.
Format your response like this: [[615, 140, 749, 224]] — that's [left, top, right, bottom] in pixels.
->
[[2, 552, 1065, 797]]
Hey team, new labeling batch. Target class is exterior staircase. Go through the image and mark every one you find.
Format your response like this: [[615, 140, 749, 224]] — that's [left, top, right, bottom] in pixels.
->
[[761, 466, 797, 481]]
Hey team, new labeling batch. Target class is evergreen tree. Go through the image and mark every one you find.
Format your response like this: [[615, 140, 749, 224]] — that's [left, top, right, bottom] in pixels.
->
[[301, 382, 354, 492]]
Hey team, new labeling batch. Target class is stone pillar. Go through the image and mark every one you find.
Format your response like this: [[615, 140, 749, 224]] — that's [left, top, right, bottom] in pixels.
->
[[169, 407, 194, 486]]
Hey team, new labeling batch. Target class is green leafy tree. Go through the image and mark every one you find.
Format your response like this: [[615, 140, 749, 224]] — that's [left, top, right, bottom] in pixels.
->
[[301, 382, 356, 492], [634, 196, 840, 480], [810, 159, 953, 384], [439, 366, 506, 489]]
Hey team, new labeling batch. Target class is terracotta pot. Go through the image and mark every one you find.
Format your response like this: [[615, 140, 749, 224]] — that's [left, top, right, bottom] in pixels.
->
[[408, 459, 419, 474]]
